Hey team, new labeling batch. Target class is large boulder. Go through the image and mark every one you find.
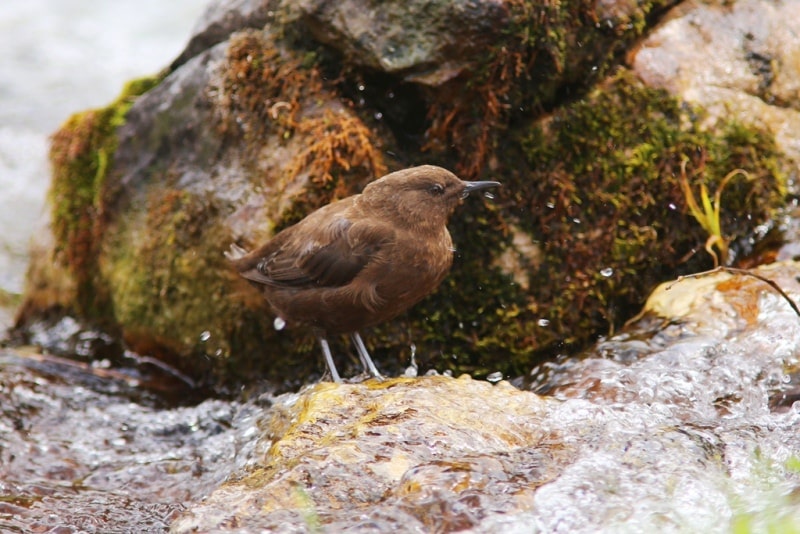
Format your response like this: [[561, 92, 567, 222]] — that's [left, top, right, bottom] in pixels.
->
[[12, 0, 798, 387]]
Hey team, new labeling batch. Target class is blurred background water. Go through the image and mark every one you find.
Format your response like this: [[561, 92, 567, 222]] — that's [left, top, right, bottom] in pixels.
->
[[0, 0, 207, 300]]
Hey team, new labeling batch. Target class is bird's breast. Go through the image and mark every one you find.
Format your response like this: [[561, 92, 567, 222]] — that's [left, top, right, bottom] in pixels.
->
[[372, 229, 453, 299]]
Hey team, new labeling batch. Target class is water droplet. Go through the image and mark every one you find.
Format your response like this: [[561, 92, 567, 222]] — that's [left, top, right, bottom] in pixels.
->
[[199, 330, 211, 342], [600, 267, 614, 278], [537, 318, 550, 327], [483, 191, 495, 200], [274, 317, 286, 331], [374, 111, 383, 120], [668, 202, 677, 210], [357, 84, 365, 91], [486, 371, 503, 383], [404, 344, 418, 378]]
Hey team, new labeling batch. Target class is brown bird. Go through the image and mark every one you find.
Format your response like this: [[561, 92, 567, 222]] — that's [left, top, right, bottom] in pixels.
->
[[227, 165, 500, 382]]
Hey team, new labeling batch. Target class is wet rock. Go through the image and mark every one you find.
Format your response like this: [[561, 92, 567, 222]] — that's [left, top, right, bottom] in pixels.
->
[[171, 0, 278, 69], [171, 375, 556, 532], [282, 0, 509, 86], [630, 0, 800, 163]]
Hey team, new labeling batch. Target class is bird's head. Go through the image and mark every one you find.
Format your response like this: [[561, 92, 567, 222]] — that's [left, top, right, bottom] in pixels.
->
[[360, 165, 500, 232]]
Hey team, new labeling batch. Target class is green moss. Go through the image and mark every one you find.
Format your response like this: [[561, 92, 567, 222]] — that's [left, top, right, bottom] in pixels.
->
[[102, 187, 321, 388], [0, 288, 21, 309], [48, 75, 161, 319], [512, 69, 785, 353]]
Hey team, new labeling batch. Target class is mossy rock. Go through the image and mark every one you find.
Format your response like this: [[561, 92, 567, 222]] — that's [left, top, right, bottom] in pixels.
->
[[12, 11, 791, 389]]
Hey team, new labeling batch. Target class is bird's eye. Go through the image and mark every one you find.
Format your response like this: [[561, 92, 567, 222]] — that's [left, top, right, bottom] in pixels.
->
[[429, 183, 445, 195]]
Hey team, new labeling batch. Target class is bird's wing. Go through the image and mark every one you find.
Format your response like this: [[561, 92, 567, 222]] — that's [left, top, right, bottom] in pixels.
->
[[238, 216, 394, 289]]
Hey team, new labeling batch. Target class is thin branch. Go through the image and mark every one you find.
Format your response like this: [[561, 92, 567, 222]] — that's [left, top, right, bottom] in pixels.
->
[[666, 266, 800, 318]]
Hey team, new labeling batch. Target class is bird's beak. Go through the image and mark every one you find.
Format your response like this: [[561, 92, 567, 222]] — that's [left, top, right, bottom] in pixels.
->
[[461, 180, 501, 199]]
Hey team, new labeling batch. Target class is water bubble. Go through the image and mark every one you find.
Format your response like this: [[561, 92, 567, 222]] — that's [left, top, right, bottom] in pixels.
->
[[546, 202, 555, 209], [357, 84, 365, 91], [668, 202, 677, 211], [537, 318, 550, 327], [600, 267, 614, 278], [486, 371, 503, 383], [199, 330, 211, 342], [274, 317, 286, 331], [572, 217, 581, 224], [484, 191, 495, 200], [374, 111, 383, 120]]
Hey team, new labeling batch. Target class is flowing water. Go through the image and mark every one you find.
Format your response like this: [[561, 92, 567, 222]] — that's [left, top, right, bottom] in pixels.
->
[[0, 0, 206, 299]]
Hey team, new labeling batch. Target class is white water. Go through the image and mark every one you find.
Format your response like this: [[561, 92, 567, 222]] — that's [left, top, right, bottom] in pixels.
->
[[0, 0, 207, 295]]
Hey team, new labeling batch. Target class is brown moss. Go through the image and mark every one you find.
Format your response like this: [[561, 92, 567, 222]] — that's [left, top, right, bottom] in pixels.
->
[[281, 109, 388, 227], [219, 29, 387, 225], [219, 31, 320, 138]]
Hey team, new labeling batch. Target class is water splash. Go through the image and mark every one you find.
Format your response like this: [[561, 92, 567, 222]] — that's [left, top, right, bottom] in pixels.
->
[[486, 371, 503, 383]]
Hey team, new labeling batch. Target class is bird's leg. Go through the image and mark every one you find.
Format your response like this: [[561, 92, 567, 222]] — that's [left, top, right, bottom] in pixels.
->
[[318, 337, 342, 383], [351, 332, 383, 379]]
